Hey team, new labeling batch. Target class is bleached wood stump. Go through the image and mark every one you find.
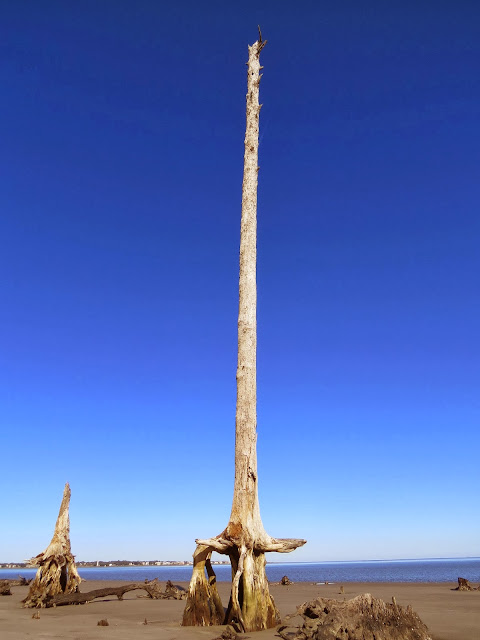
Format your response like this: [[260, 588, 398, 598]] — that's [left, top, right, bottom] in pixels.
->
[[23, 483, 81, 608]]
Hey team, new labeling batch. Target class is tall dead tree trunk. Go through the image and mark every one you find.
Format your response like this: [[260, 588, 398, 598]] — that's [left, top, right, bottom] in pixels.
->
[[183, 30, 306, 632], [23, 483, 81, 608]]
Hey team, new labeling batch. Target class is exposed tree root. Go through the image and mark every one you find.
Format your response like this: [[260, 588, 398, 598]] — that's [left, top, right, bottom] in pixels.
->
[[225, 547, 280, 631], [454, 577, 480, 591], [184, 535, 304, 631], [182, 545, 224, 626], [0, 580, 12, 596], [278, 594, 432, 640]]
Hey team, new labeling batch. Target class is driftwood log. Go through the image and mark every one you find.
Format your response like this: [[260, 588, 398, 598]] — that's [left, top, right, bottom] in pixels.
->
[[9, 576, 31, 586], [278, 594, 432, 640], [41, 579, 186, 607], [454, 577, 480, 591]]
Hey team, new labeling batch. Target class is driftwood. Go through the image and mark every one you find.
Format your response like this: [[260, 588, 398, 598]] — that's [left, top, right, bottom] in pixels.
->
[[42, 579, 186, 607], [278, 594, 432, 640], [9, 576, 32, 586], [23, 483, 81, 607], [0, 575, 32, 595], [213, 625, 250, 640], [162, 579, 187, 599], [454, 577, 480, 591], [0, 580, 12, 596]]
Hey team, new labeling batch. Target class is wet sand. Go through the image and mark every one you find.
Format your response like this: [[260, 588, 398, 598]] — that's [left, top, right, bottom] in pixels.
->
[[1, 580, 478, 640]]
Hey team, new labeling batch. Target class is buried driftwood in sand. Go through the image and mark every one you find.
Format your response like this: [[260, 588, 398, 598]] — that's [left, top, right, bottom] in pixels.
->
[[23, 483, 81, 608], [278, 594, 432, 640], [454, 577, 480, 591], [9, 576, 31, 586], [1, 577, 34, 597], [40, 579, 186, 607], [0, 580, 12, 595], [182, 29, 305, 633], [213, 625, 249, 640]]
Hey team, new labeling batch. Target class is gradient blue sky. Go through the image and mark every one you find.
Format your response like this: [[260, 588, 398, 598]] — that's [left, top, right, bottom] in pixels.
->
[[1, 1, 479, 563]]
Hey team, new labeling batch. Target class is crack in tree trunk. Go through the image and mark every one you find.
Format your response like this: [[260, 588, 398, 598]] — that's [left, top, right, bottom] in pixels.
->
[[182, 31, 306, 632]]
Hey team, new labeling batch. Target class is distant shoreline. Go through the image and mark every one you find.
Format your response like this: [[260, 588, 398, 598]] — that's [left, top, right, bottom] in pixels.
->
[[1, 556, 478, 569], [2, 557, 479, 584]]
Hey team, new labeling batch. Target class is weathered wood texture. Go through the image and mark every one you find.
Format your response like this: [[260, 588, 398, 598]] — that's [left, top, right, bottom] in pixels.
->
[[42, 579, 185, 607], [455, 577, 480, 591], [0, 580, 12, 596], [183, 31, 305, 633], [182, 546, 224, 626], [278, 594, 432, 640], [22, 483, 82, 608]]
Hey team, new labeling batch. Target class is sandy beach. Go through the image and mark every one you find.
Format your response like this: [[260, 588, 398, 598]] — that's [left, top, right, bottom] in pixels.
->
[[1, 579, 478, 640]]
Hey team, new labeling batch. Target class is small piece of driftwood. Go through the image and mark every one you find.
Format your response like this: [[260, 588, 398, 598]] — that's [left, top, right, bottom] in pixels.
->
[[454, 577, 480, 591]]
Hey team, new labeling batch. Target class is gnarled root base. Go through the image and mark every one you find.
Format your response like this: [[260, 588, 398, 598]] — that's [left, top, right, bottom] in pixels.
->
[[278, 594, 432, 640], [225, 547, 279, 631], [183, 533, 305, 632], [22, 558, 81, 608], [23, 483, 82, 608], [0, 580, 12, 596], [182, 545, 224, 626]]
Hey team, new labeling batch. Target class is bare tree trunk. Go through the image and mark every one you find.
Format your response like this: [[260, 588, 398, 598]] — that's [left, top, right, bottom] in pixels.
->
[[23, 483, 81, 608], [183, 31, 305, 632]]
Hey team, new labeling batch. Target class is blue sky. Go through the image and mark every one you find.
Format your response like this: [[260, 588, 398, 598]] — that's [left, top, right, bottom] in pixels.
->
[[1, 1, 479, 563]]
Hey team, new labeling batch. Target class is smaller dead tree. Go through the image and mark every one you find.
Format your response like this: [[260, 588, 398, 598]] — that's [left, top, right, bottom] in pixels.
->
[[23, 482, 81, 608]]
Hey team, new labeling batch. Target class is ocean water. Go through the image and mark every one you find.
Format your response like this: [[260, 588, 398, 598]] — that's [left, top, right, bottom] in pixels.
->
[[1, 558, 479, 583]]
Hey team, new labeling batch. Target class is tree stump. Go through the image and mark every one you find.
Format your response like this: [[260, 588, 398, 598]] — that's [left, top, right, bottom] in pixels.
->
[[22, 483, 81, 608], [278, 594, 432, 640], [455, 577, 479, 591], [0, 580, 12, 596]]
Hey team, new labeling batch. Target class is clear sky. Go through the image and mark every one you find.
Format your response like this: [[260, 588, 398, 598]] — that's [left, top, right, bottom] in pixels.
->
[[1, 1, 479, 564]]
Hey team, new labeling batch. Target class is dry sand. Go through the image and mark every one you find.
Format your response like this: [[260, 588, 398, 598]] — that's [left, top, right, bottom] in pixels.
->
[[1, 579, 478, 640]]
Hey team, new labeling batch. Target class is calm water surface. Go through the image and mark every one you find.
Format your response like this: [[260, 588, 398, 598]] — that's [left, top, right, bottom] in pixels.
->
[[2, 558, 479, 583]]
